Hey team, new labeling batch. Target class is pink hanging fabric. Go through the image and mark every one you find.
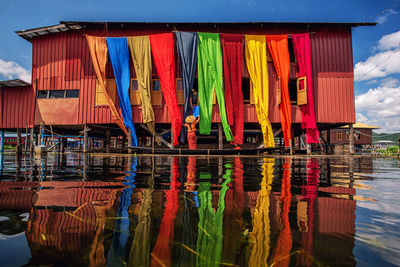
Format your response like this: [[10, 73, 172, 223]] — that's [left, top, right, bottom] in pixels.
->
[[292, 34, 319, 143], [221, 34, 244, 145], [149, 33, 182, 146]]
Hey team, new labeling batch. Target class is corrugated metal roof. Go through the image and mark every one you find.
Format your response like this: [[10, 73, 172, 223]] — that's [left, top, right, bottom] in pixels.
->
[[0, 79, 31, 87], [16, 20, 376, 42], [339, 122, 380, 129]]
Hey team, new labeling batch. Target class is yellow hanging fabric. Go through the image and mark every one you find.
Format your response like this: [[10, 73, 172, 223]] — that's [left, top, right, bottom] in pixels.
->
[[86, 35, 129, 136], [245, 35, 275, 147], [127, 36, 155, 132], [248, 158, 274, 267]]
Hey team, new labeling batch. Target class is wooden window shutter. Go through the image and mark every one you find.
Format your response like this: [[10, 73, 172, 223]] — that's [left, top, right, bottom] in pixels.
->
[[176, 78, 184, 105], [151, 79, 162, 106], [96, 79, 116, 106], [130, 79, 141, 105], [297, 76, 307, 106]]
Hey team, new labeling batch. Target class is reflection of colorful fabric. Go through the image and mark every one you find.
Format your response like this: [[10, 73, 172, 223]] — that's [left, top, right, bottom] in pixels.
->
[[188, 131, 197, 149], [107, 157, 137, 266], [248, 159, 274, 267], [298, 158, 320, 266], [196, 165, 232, 266], [270, 158, 292, 267], [150, 157, 181, 267], [128, 188, 153, 266]]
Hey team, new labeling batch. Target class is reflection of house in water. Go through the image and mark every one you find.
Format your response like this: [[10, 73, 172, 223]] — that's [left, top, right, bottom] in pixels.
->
[[0, 180, 121, 266]]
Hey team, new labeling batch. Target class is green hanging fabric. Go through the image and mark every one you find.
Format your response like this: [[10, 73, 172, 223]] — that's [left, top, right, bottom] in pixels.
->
[[197, 33, 233, 141]]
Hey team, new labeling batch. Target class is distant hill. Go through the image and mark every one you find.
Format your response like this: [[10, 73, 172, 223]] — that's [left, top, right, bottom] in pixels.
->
[[372, 131, 400, 143]]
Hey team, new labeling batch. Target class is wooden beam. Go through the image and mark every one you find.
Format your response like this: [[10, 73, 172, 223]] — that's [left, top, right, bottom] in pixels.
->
[[139, 124, 174, 149], [349, 124, 355, 155], [83, 124, 89, 153], [105, 128, 111, 153], [218, 123, 223, 150], [16, 128, 22, 154]]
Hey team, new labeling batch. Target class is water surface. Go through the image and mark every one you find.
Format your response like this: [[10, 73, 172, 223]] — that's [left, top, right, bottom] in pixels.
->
[[0, 153, 399, 266]]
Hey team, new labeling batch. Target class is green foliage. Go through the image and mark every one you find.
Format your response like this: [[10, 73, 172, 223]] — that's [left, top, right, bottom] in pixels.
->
[[375, 146, 399, 156]]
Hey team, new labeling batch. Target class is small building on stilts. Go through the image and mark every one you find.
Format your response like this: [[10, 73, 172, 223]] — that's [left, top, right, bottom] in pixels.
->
[[5, 21, 375, 154]]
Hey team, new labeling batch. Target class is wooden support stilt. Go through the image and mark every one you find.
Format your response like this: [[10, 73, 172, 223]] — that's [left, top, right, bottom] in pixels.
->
[[83, 124, 89, 153], [349, 124, 355, 155], [24, 124, 28, 153], [78, 137, 81, 151], [0, 131, 4, 153], [128, 129, 133, 154], [139, 124, 174, 149], [218, 123, 223, 150], [105, 128, 111, 153], [29, 127, 34, 154], [16, 128, 22, 155], [326, 129, 331, 155]]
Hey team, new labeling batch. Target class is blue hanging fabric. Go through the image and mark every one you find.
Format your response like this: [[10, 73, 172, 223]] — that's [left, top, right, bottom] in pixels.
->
[[106, 37, 138, 146], [176, 32, 199, 143]]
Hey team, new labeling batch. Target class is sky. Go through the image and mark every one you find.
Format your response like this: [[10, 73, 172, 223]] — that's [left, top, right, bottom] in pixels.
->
[[0, 0, 400, 133]]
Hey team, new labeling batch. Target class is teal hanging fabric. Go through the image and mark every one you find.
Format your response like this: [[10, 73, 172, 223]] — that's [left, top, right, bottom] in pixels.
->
[[106, 37, 138, 146], [197, 33, 233, 141]]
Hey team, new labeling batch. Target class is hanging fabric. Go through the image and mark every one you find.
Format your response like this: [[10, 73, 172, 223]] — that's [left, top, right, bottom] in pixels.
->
[[267, 35, 292, 148], [86, 35, 129, 137], [292, 33, 320, 143], [127, 36, 155, 132], [176, 32, 199, 143], [197, 33, 233, 141], [245, 35, 275, 147], [221, 34, 244, 145], [149, 33, 182, 146], [106, 37, 138, 146]]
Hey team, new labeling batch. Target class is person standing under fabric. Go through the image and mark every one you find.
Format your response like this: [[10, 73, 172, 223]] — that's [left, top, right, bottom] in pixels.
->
[[184, 115, 200, 149]]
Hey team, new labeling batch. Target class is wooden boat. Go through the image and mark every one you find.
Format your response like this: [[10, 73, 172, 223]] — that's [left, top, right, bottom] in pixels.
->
[[129, 146, 283, 155]]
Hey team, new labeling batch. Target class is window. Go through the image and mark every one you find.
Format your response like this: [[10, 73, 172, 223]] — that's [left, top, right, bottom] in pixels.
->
[[49, 90, 65, 98], [242, 78, 250, 103], [337, 132, 343, 140], [129, 79, 141, 105], [288, 38, 296, 63], [152, 79, 162, 91], [66, 90, 79, 98], [37, 90, 48, 99], [176, 78, 184, 105], [288, 79, 297, 104]]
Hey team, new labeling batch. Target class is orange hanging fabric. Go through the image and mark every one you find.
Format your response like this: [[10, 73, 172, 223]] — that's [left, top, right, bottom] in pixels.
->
[[86, 35, 128, 136], [266, 35, 292, 148]]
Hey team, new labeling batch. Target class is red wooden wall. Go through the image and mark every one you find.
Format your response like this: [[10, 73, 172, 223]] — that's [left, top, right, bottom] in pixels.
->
[[0, 86, 36, 129]]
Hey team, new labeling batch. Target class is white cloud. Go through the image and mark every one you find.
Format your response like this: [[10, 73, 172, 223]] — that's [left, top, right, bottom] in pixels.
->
[[378, 30, 400, 51], [0, 58, 31, 82], [354, 48, 400, 81], [376, 8, 398, 24], [356, 84, 400, 133]]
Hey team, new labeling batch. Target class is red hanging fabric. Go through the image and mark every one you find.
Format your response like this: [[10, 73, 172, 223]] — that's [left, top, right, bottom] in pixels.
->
[[266, 35, 292, 148], [221, 34, 244, 145], [292, 34, 320, 143], [149, 33, 182, 146]]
